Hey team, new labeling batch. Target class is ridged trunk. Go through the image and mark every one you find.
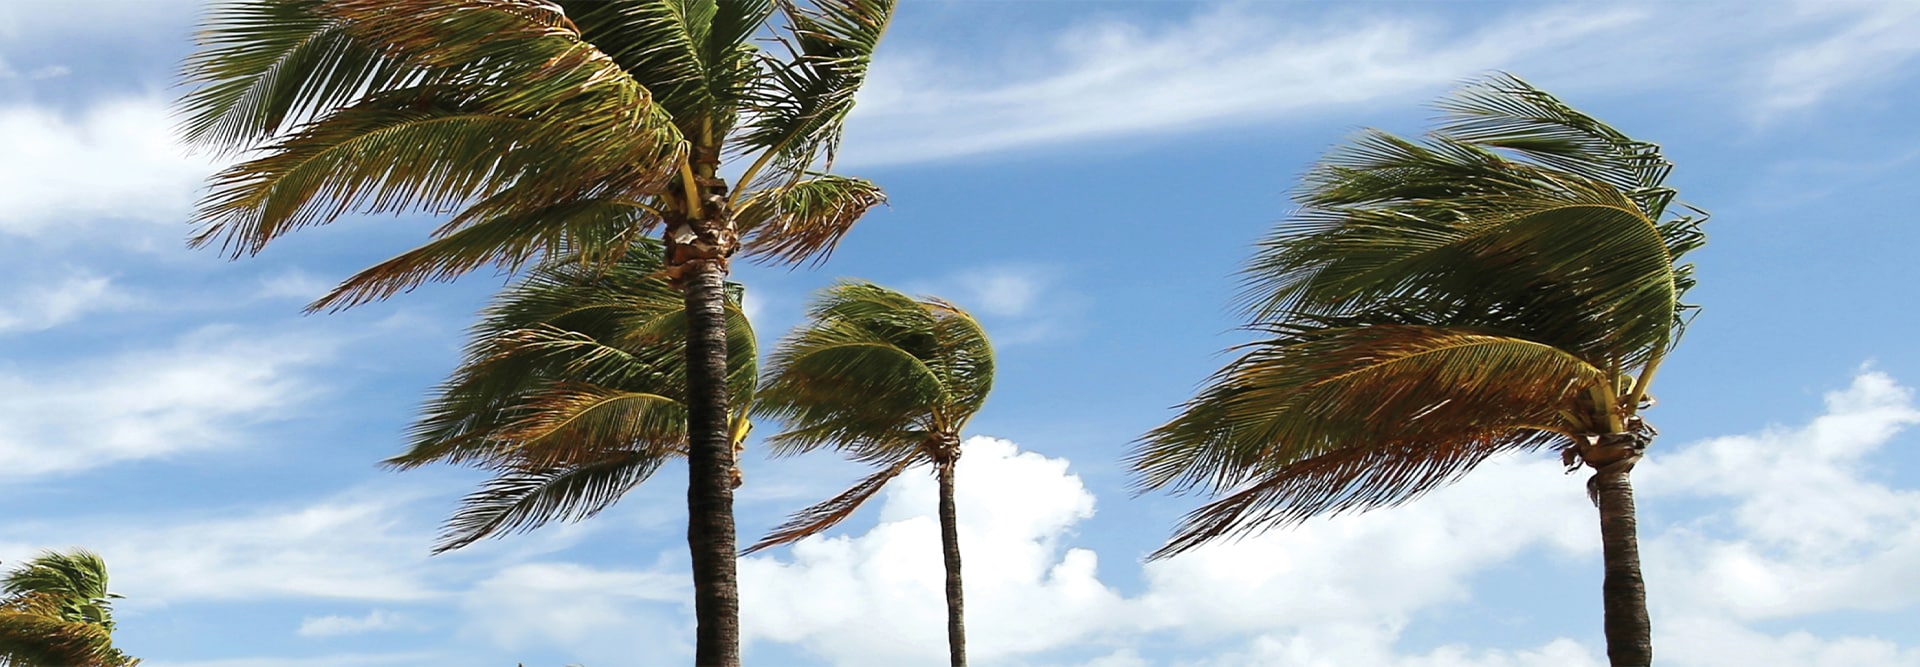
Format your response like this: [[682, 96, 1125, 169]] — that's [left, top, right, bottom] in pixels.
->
[[682, 260, 741, 667], [1593, 464, 1652, 667], [936, 459, 968, 667]]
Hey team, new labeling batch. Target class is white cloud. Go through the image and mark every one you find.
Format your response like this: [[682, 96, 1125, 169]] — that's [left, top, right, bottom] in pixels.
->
[[1758, 1, 1920, 114], [297, 609, 414, 638], [843, 5, 1646, 166], [459, 561, 693, 666], [139, 652, 445, 667], [0, 491, 442, 605], [0, 325, 335, 477], [741, 437, 1120, 665], [0, 96, 217, 237], [905, 264, 1078, 345], [1639, 371, 1920, 621], [720, 372, 1920, 666], [0, 269, 132, 333]]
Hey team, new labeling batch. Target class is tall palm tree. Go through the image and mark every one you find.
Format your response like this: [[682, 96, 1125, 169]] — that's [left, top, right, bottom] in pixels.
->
[[1131, 74, 1705, 667], [179, 2, 894, 661], [390, 239, 756, 554], [747, 282, 994, 667], [0, 550, 138, 667]]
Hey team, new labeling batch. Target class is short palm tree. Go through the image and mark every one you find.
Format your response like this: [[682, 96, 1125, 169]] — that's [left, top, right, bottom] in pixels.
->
[[748, 282, 994, 667], [1131, 74, 1705, 667], [390, 240, 755, 554], [0, 550, 137, 667], [180, 2, 894, 660]]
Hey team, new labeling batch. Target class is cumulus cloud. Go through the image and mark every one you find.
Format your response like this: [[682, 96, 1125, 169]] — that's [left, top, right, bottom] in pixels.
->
[[719, 372, 1920, 666], [0, 325, 336, 478], [741, 437, 1120, 665]]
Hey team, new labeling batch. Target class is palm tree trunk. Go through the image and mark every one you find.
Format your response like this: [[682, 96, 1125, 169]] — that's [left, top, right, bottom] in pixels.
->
[[1592, 463, 1651, 667], [682, 259, 741, 667], [937, 459, 967, 667]]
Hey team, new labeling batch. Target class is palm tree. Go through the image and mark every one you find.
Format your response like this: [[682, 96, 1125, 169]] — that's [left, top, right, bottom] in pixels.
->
[[389, 239, 756, 554], [179, 2, 894, 661], [1130, 74, 1705, 667], [747, 282, 994, 667], [0, 550, 138, 667]]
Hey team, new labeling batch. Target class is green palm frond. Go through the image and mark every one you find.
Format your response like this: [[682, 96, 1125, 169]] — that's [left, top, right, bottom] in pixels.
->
[[179, 0, 421, 150], [1250, 175, 1681, 366], [397, 240, 755, 469], [757, 282, 993, 454], [1436, 73, 1677, 218], [0, 551, 135, 667], [734, 0, 895, 186], [186, 0, 685, 273], [1135, 325, 1608, 498], [736, 173, 886, 266], [754, 281, 993, 548], [436, 451, 670, 553], [392, 240, 755, 549], [1138, 73, 1705, 558], [562, 0, 774, 136], [0, 611, 123, 667], [306, 196, 661, 312]]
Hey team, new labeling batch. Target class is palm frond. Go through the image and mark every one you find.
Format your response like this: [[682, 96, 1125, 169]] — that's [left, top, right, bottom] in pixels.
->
[[0, 611, 123, 667], [179, 0, 422, 151], [743, 451, 921, 554], [756, 281, 992, 461], [562, 0, 774, 135], [1133, 325, 1606, 498], [734, 0, 894, 182], [1249, 138, 1680, 366], [735, 173, 886, 266], [186, 0, 685, 265], [1435, 73, 1675, 217], [1148, 430, 1559, 559], [306, 196, 660, 312], [434, 451, 669, 553]]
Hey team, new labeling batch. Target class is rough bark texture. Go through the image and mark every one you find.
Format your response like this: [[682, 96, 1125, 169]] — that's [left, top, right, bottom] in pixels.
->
[[682, 261, 741, 667], [936, 459, 968, 667], [1593, 463, 1652, 667]]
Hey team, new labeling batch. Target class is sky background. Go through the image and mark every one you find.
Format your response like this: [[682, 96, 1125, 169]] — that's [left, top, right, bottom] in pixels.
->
[[2, 0, 1919, 665]]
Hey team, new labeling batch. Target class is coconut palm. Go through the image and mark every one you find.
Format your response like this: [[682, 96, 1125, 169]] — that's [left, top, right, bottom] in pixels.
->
[[390, 239, 755, 554], [179, 2, 894, 660], [1131, 74, 1705, 667], [0, 550, 137, 667], [748, 282, 994, 667]]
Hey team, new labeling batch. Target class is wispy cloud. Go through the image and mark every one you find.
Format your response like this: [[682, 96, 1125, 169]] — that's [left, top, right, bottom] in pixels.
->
[[0, 268, 132, 333], [1758, 1, 1920, 116], [297, 609, 416, 638], [0, 324, 336, 478], [842, 5, 1646, 166]]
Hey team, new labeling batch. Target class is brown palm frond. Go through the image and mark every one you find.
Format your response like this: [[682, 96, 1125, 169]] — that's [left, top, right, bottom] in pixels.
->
[[744, 452, 923, 554]]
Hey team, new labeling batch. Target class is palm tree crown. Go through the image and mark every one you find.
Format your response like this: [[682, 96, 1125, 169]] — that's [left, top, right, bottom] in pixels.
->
[[390, 240, 756, 552], [180, 3, 897, 661], [0, 550, 137, 667], [1132, 74, 1704, 666], [750, 281, 994, 667]]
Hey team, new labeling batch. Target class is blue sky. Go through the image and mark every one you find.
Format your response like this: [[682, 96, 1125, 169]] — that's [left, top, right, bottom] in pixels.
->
[[2, 1, 1919, 665]]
